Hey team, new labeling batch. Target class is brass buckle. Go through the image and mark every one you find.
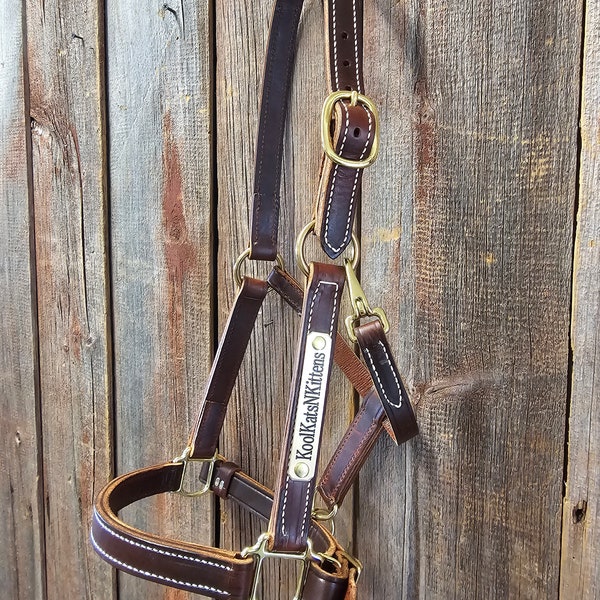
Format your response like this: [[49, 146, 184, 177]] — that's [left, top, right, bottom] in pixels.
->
[[321, 90, 380, 169], [338, 549, 363, 584], [344, 259, 389, 343], [172, 446, 222, 497], [295, 220, 360, 277], [233, 247, 285, 288], [241, 533, 341, 600]]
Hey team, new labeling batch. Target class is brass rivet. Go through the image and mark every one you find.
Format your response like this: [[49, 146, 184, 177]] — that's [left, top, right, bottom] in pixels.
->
[[312, 336, 326, 350], [294, 462, 310, 478]]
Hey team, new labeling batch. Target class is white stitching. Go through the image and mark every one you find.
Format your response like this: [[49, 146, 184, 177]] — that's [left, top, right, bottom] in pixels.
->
[[306, 281, 339, 336], [363, 341, 403, 409], [280, 477, 291, 535], [299, 486, 312, 537], [90, 528, 230, 596], [323, 104, 373, 254], [94, 513, 233, 572], [352, 0, 361, 93], [281, 280, 340, 536], [332, 0, 339, 88]]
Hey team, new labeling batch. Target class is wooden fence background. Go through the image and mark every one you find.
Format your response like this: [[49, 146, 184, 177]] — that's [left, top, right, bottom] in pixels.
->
[[1, 0, 598, 598]]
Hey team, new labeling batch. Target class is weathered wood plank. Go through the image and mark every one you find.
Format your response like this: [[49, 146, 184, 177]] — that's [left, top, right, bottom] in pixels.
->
[[0, 2, 44, 598], [560, 0, 600, 596], [25, 0, 114, 597], [106, 1, 212, 597], [358, 0, 581, 598], [216, 1, 355, 597]]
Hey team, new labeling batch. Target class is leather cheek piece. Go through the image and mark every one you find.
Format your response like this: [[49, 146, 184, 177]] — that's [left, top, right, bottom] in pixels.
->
[[188, 276, 269, 459], [315, 103, 376, 259], [249, 0, 305, 260], [267, 266, 374, 400], [90, 461, 355, 599]]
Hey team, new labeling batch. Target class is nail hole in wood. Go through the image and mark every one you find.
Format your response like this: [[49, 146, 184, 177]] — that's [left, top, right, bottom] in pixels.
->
[[572, 500, 587, 524]]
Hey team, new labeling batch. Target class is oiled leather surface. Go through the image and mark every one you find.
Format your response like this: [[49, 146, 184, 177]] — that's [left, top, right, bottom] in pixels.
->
[[250, 0, 304, 260], [356, 320, 419, 444], [315, 0, 376, 258], [269, 263, 346, 552], [91, 460, 355, 599], [188, 277, 268, 458]]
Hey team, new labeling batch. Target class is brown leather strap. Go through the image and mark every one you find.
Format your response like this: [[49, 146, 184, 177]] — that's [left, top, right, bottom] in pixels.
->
[[324, 0, 364, 93], [188, 276, 268, 458], [318, 387, 384, 509], [249, 0, 305, 260], [267, 266, 415, 508], [91, 460, 355, 599], [267, 266, 373, 397], [269, 263, 346, 552], [355, 320, 419, 444], [315, 0, 375, 258]]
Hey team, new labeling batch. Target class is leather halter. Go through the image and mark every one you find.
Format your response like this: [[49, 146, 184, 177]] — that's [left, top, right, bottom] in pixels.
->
[[91, 1, 418, 597]]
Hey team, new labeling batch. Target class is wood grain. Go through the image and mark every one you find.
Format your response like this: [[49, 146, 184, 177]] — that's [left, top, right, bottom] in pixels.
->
[[216, 1, 355, 597], [25, 0, 114, 597], [1, 0, 596, 597], [0, 1, 44, 598], [358, 0, 581, 598], [106, 1, 212, 598], [560, 0, 600, 597]]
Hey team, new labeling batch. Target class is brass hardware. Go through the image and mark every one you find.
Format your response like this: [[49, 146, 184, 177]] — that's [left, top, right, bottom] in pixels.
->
[[321, 90, 380, 169], [172, 446, 222, 497], [311, 335, 326, 350], [311, 502, 338, 536], [295, 220, 359, 276], [338, 549, 363, 584], [344, 259, 390, 342], [294, 462, 310, 478], [311, 503, 338, 522], [241, 533, 339, 600], [233, 248, 285, 288]]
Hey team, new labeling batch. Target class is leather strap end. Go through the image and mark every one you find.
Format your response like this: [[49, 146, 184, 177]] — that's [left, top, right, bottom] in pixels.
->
[[355, 320, 419, 445], [315, 102, 375, 259]]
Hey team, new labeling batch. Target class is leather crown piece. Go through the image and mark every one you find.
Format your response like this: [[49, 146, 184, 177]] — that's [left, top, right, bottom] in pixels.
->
[[91, 0, 419, 597]]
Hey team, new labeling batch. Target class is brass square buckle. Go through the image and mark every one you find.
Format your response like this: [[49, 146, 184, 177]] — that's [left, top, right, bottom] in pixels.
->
[[172, 446, 222, 497], [321, 90, 380, 169], [241, 533, 341, 600]]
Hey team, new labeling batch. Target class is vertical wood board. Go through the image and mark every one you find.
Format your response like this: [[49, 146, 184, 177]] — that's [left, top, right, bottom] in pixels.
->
[[0, 1, 45, 598], [560, 0, 600, 597], [358, 0, 581, 598], [106, 1, 212, 597], [25, 0, 114, 597]]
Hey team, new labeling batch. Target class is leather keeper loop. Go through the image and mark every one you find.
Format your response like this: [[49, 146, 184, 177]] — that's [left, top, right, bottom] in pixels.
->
[[212, 461, 241, 499]]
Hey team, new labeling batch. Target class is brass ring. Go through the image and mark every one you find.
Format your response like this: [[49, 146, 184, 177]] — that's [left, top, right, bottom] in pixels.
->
[[295, 220, 360, 276], [311, 503, 338, 522], [233, 248, 285, 288]]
